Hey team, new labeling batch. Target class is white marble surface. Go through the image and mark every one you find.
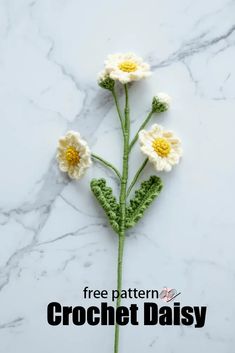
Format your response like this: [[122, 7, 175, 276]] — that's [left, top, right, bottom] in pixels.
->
[[0, 0, 235, 352]]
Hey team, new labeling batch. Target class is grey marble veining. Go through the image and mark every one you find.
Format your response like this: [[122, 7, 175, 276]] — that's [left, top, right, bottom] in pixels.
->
[[0, 0, 235, 352]]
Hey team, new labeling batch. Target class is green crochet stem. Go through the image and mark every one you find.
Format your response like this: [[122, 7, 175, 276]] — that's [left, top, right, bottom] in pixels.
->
[[91, 82, 163, 353], [126, 158, 148, 197], [112, 88, 125, 135], [114, 83, 130, 353], [91, 153, 121, 180], [129, 110, 154, 151]]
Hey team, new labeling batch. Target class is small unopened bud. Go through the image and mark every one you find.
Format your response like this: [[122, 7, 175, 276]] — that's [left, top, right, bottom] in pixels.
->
[[152, 92, 171, 113], [98, 71, 115, 91]]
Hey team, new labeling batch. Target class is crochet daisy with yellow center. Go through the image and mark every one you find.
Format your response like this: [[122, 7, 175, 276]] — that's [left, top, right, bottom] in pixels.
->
[[101, 52, 151, 84], [139, 124, 182, 172], [57, 131, 91, 180]]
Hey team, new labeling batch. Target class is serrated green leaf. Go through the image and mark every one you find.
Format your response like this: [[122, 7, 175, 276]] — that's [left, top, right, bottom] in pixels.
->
[[90, 178, 120, 233], [125, 175, 163, 229]]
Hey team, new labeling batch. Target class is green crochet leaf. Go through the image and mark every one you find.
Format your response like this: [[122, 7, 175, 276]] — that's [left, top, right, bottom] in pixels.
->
[[90, 178, 120, 233], [125, 175, 163, 229]]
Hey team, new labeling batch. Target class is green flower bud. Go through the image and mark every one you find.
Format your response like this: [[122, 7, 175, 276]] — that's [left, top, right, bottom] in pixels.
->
[[152, 92, 171, 113], [98, 72, 115, 91]]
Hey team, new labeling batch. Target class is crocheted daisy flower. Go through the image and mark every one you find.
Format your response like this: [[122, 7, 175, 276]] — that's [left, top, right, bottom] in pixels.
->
[[104, 52, 151, 84], [152, 92, 171, 112], [139, 124, 182, 172], [57, 131, 91, 179]]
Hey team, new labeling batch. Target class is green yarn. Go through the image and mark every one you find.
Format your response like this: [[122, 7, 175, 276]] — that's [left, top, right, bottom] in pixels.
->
[[125, 175, 163, 229], [99, 77, 115, 91], [152, 97, 168, 113], [90, 178, 120, 233]]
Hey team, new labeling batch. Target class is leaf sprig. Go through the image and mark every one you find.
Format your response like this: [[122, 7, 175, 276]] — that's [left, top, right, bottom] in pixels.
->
[[126, 175, 163, 229], [91, 176, 163, 233], [90, 178, 120, 233]]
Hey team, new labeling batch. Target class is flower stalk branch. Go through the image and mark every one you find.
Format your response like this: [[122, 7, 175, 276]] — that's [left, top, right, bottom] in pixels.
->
[[91, 153, 121, 180], [126, 158, 148, 197], [129, 110, 154, 151], [112, 88, 125, 135]]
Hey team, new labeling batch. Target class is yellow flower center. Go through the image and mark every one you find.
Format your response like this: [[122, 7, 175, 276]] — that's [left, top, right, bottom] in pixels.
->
[[65, 146, 80, 166], [152, 138, 171, 158], [118, 60, 138, 72]]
